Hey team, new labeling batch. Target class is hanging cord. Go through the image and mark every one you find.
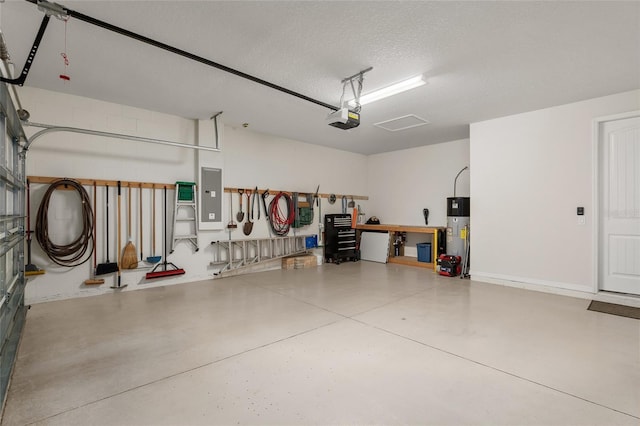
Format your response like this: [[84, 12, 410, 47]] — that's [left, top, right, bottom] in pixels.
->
[[59, 16, 70, 81], [35, 178, 94, 267], [268, 192, 295, 236]]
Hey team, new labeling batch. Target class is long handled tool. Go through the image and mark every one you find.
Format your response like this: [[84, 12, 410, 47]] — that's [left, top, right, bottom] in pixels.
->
[[227, 190, 237, 229], [252, 186, 260, 220], [146, 187, 161, 263], [261, 188, 271, 236], [121, 185, 138, 269], [236, 188, 245, 222], [460, 224, 471, 279], [243, 188, 253, 235], [139, 183, 144, 261], [146, 186, 185, 279], [111, 181, 127, 289], [96, 184, 118, 275], [84, 181, 104, 285], [25, 179, 45, 276]]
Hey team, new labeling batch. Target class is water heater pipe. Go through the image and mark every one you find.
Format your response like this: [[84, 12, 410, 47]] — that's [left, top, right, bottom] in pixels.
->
[[453, 166, 469, 197]]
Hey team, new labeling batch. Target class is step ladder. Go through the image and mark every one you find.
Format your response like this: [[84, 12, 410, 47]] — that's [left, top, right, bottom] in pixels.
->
[[210, 236, 309, 276], [171, 181, 199, 253]]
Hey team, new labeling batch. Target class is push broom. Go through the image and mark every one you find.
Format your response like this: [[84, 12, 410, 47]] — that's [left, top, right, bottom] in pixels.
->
[[84, 181, 104, 285], [121, 184, 138, 269], [95, 183, 118, 276], [111, 181, 127, 289], [145, 185, 185, 279], [24, 179, 45, 277]]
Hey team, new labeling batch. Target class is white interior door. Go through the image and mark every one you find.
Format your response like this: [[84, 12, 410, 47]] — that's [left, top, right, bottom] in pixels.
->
[[599, 115, 640, 294]]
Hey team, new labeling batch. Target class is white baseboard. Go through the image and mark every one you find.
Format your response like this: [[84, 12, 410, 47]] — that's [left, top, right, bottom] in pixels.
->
[[471, 271, 595, 300], [471, 271, 640, 307]]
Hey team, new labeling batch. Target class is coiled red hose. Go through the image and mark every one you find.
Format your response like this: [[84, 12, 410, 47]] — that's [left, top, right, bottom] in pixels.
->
[[268, 192, 295, 236]]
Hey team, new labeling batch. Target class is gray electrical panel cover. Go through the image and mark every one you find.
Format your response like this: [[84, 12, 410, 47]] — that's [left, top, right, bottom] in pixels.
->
[[200, 167, 222, 230]]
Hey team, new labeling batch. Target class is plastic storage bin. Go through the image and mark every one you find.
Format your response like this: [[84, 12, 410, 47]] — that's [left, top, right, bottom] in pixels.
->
[[416, 243, 432, 263]]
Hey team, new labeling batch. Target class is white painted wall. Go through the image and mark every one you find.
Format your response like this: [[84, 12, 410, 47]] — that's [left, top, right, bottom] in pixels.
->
[[366, 139, 470, 256], [21, 87, 367, 303], [367, 139, 470, 226], [470, 90, 640, 294], [23, 85, 638, 302]]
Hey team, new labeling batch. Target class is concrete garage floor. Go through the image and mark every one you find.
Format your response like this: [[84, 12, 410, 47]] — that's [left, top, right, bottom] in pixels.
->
[[2, 262, 639, 425]]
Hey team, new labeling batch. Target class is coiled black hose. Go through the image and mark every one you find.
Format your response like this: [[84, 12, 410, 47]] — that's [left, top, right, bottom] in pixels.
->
[[35, 178, 94, 267]]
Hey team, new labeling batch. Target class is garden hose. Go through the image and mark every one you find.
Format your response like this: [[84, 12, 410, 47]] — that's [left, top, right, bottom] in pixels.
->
[[268, 192, 295, 236], [35, 178, 94, 267]]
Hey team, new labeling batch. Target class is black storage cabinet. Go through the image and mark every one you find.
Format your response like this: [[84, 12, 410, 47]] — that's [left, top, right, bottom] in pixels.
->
[[324, 214, 358, 264]]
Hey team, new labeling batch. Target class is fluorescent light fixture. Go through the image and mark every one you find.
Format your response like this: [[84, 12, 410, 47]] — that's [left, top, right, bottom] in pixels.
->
[[348, 75, 426, 107]]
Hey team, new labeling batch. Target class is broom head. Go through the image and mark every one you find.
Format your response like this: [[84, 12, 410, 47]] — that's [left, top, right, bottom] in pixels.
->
[[145, 262, 185, 280], [95, 262, 118, 275], [25, 264, 45, 276], [121, 240, 138, 269]]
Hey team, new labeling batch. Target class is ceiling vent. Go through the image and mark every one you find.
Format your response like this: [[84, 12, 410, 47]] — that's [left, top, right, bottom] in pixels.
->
[[374, 114, 430, 132]]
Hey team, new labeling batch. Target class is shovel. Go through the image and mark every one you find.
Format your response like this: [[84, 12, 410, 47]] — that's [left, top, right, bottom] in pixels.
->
[[236, 189, 245, 222], [243, 189, 253, 235], [227, 191, 237, 229]]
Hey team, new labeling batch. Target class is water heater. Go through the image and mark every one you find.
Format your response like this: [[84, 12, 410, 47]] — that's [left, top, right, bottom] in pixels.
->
[[446, 197, 470, 257]]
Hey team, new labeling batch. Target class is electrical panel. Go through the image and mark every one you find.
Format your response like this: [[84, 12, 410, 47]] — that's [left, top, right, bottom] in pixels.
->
[[199, 167, 222, 230]]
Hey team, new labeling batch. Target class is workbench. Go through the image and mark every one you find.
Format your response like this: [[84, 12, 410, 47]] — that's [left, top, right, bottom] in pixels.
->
[[355, 224, 445, 271]]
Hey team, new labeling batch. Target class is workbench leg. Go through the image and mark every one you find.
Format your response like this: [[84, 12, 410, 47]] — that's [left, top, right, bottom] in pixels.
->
[[433, 230, 438, 272]]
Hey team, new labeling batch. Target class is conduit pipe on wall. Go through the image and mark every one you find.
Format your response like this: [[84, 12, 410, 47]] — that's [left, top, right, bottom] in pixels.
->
[[454, 166, 469, 197], [22, 121, 221, 153]]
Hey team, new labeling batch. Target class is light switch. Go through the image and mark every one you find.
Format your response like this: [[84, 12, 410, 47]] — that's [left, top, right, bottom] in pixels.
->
[[578, 216, 585, 225]]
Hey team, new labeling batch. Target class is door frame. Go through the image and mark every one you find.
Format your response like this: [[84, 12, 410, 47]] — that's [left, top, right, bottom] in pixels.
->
[[592, 110, 640, 293]]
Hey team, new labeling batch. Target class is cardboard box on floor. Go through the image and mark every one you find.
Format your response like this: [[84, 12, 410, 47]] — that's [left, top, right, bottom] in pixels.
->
[[282, 254, 318, 270]]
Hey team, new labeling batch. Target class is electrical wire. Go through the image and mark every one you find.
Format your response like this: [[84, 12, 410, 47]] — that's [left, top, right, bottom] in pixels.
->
[[268, 192, 295, 236], [35, 178, 94, 267]]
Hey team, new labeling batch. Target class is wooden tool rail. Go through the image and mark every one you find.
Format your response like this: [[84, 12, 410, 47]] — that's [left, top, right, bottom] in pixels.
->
[[223, 187, 368, 201], [28, 176, 176, 190]]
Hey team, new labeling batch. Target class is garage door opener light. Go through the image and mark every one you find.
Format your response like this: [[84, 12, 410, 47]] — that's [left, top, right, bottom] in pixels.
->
[[348, 75, 426, 107]]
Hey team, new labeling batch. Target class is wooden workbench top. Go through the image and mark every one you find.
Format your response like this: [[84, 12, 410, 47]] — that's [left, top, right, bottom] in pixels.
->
[[355, 224, 445, 233]]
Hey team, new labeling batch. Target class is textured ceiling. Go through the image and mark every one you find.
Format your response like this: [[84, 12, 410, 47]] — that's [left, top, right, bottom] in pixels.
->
[[1, 1, 639, 154]]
